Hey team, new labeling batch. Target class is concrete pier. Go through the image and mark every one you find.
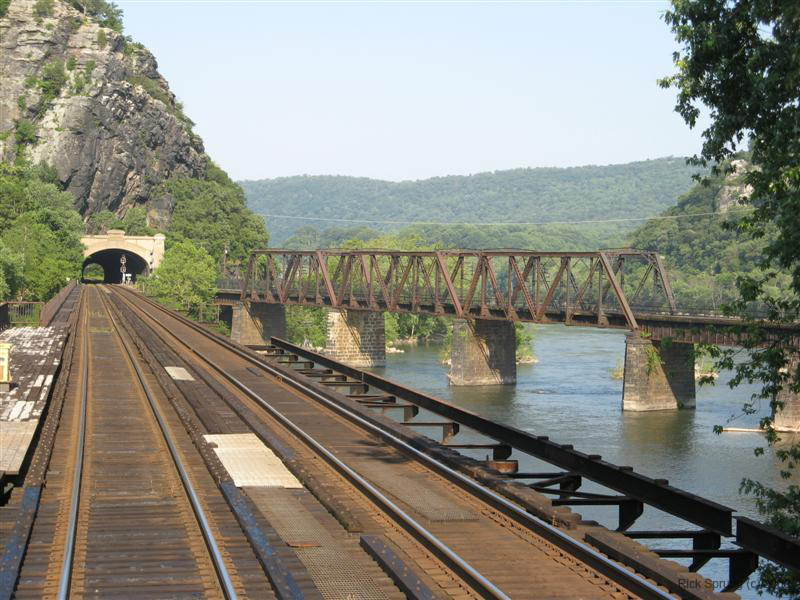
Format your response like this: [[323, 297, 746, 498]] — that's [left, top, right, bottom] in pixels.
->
[[622, 333, 695, 411], [774, 355, 800, 432], [324, 310, 385, 367], [448, 319, 516, 386], [231, 302, 287, 345]]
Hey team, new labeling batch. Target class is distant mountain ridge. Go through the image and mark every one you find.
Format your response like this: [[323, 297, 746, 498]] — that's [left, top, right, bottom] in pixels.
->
[[240, 158, 700, 245]]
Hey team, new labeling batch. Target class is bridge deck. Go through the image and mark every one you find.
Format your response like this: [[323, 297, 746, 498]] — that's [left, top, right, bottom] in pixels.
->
[[3, 284, 779, 599]]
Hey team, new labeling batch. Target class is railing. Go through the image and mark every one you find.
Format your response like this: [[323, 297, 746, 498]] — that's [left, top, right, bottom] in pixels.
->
[[216, 278, 243, 292], [6, 302, 43, 326]]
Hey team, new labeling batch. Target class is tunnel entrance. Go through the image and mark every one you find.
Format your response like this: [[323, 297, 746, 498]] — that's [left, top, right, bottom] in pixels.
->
[[82, 248, 149, 283]]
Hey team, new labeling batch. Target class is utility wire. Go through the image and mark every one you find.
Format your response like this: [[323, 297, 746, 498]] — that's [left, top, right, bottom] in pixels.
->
[[260, 207, 752, 227]]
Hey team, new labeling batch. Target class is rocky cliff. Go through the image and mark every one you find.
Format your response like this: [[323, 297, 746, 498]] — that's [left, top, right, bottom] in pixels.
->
[[0, 0, 207, 227]]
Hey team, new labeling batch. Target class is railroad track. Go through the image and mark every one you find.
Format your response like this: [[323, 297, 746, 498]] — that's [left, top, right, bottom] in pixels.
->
[[108, 285, 681, 600], [12, 287, 242, 598]]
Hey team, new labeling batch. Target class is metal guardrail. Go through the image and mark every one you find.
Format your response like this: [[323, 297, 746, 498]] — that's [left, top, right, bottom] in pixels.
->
[[6, 302, 43, 326]]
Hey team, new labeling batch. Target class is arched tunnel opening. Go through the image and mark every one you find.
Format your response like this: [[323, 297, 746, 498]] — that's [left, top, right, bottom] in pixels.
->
[[82, 249, 149, 283]]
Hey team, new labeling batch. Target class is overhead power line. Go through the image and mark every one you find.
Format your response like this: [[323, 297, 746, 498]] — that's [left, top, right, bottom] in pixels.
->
[[260, 208, 751, 227]]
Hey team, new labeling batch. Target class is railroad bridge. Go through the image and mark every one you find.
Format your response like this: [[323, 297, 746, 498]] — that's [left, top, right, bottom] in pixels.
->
[[1, 282, 797, 599], [217, 249, 800, 426]]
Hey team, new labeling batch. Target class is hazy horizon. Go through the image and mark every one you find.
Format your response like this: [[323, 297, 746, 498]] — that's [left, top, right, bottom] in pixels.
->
[[119, 1, 707, 182], [236, 155, 693, 184]]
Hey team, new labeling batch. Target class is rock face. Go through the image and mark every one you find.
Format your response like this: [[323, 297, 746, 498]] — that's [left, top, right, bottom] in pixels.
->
[[715, 159, 754, 213], [0, 0, 206, 225]]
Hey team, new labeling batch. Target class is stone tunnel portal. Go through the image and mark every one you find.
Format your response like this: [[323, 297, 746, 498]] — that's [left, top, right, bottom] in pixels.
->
[[80, 230, 165, 284], [82, 249, 149, 283]]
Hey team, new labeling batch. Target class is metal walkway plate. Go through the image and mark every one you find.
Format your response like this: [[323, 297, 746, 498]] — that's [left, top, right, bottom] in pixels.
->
[[165, 366, 194, 381], [204, 433, 302, 488], [246, 487, 390, 600]]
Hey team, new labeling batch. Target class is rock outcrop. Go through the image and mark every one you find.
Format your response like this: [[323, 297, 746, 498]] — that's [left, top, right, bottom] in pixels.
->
[[715, 159, 754, 213], [0, 0, 207, 226]]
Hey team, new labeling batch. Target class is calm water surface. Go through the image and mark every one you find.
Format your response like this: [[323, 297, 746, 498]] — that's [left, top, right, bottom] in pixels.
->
[[368, 325, 797, 597]]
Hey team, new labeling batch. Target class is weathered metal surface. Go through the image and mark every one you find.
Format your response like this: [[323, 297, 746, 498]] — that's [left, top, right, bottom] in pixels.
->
[[39, 281, 77, 327], [359, 535, 439, 600], [220, 482, 308, 600], [271, 337, 736, 536], [735, 516, 800, 571], [119, 286, 684, 599], [235, 249, 799, 344], [241, 249, 682, 331], [0, 486, 41, 600]]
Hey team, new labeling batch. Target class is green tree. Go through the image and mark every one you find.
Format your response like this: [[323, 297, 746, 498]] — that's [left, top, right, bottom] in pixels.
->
[[0, 240, 24, 301], [142, 240, 217, 318], [0, 162, 84, 300], [1, 217, 79, 300], [661, 1, 799, 595], [118, 206, 155, 236], [67, 0, 123, 31], [160, 178, 268, 266], [86, 209, 118, 234], [86, 206, 156, 236], [286, 306, 327, 348]]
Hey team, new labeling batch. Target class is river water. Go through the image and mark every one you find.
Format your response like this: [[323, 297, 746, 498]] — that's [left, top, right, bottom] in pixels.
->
[[368, 325, 797, 597]]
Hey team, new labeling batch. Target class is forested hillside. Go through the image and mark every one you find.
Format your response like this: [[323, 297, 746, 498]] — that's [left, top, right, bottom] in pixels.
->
[[241, 158, 698, 246], [627, 159, 785, 308]]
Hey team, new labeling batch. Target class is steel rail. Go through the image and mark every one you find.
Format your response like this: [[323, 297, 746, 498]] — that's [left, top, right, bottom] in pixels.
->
[[96, 289, 238, 600], [56, 291, 89, 600], [111, 287, 510, 600], [114, 286, 674, 600]]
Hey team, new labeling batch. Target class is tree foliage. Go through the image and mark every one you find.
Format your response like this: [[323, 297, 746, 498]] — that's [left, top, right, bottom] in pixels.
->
[[65, 0, 124, 31], [628, 164, 788, 309], [142, 240, 217, 318], [0, 163, 83, 300], [661, 1, 799, 594], [86, 206, 156, 236], [242, 158, 699, 246], [159, 177, 268, 267]]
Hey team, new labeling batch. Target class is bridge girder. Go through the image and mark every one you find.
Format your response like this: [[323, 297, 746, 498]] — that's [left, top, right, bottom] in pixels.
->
[[240, 249, 681, 332]]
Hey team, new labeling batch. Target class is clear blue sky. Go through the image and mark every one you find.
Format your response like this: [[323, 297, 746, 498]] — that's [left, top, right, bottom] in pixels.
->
[[119, 0, 706, 182]]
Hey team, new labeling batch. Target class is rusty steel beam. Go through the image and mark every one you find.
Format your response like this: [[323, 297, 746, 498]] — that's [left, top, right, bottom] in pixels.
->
[[240, 249, 681, 331]]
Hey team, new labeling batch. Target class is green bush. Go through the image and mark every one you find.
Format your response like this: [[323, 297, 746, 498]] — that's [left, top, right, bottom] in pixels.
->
[[72, 73, 86, 94], [142, 241, 217, 318], [96, 29, 107, 49], [66, 56, 77, 71], [0, 0, 11, 18], [36, 60, 67, 115], [33, 0, 54, 17], [14, 120, 37, 146], [69, 0, 123, 32]]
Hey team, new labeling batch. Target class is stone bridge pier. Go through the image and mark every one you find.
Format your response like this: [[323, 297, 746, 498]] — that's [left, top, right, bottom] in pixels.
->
[[622, 333, 695, 411], [774, 355, 800, 432], [230, 302, 287, 346], [448, 319, 516, 386], [324, 310, 385, 367]]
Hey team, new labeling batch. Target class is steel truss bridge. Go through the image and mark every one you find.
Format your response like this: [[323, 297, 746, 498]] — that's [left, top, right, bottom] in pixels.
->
[[227, 249, 797, 345]]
